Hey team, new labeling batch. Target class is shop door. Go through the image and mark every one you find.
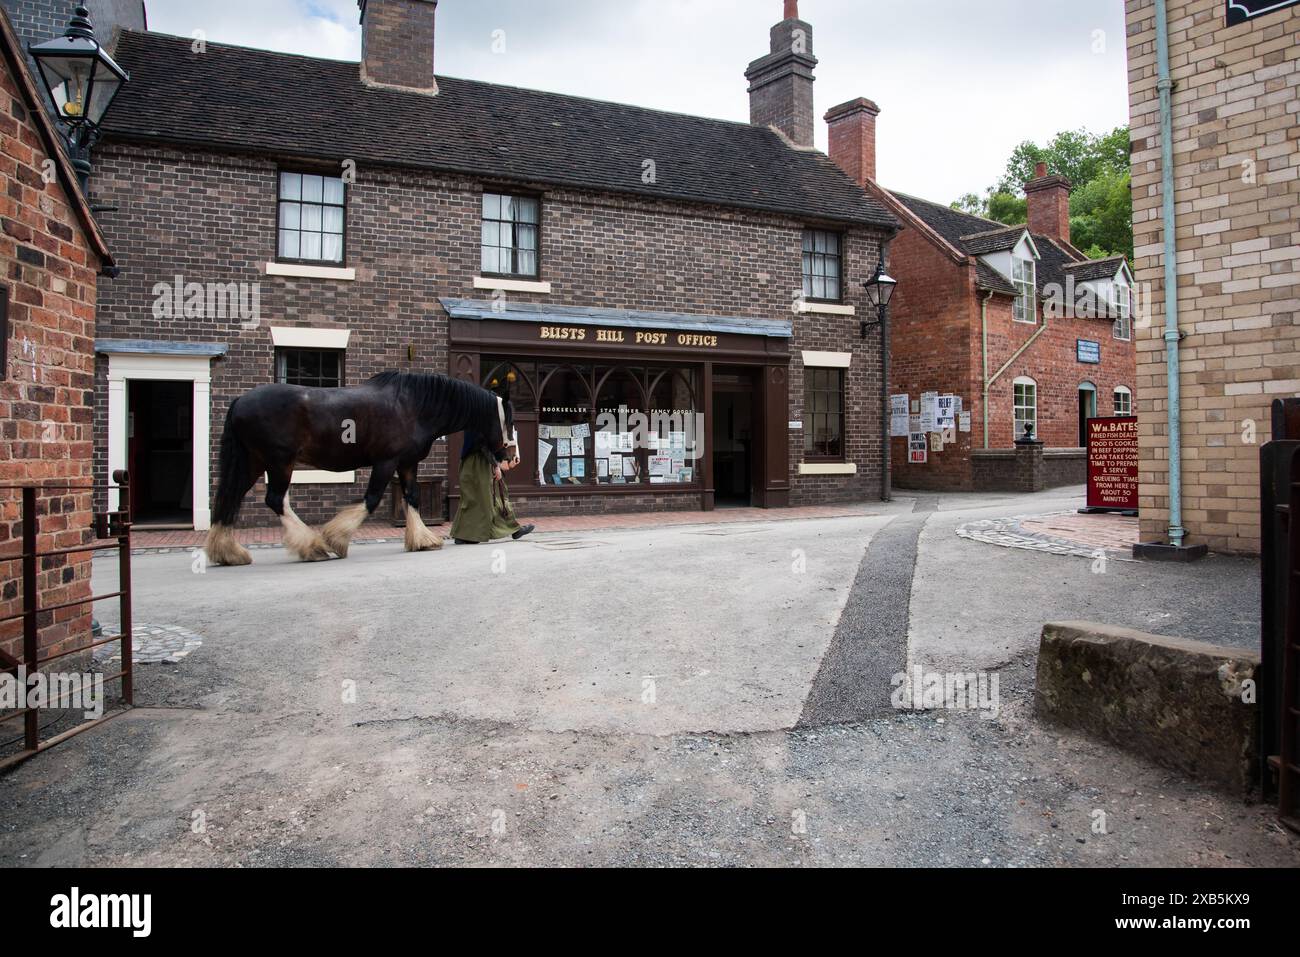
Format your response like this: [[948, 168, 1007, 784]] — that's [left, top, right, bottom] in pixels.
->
[[712, 369, 756, 507]]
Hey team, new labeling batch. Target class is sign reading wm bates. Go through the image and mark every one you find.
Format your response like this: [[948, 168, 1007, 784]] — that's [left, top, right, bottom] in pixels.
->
[[1086, 417, 1139, 513], [1227, 0, 1300, 26]]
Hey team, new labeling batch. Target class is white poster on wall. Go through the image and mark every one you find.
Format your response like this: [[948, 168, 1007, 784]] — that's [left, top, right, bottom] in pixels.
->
[[920, 392, 939, 432]]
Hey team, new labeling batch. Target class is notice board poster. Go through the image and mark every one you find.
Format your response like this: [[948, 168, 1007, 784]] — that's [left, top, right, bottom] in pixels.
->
[[1086, 417, 1139, 512]]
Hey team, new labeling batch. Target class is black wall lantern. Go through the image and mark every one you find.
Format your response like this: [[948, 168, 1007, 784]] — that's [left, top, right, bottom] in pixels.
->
[[29, 5, 129, 191], [860, 259, 897, 339]]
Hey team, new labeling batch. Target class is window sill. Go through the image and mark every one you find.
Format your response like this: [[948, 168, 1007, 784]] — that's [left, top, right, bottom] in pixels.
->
[[797, 301, 856, 316], [266, 262, 356, 281], [290, 470, 357, 485], [474, 276, 553, 294], [799, 462, 857, 476]]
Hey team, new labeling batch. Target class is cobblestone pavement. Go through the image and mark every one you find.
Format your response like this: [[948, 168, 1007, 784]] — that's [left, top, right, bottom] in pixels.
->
[[120, 503, 879, 555], [92, 624, 204, 666], [956, 511, 1140, 561]]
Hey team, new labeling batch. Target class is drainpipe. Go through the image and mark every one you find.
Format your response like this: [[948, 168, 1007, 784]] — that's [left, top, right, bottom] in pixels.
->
[[984, 285, 1049, 444], [881, 292, 892, 503], [980, 289, 994, 449], [1155, 0, 1186, 548]]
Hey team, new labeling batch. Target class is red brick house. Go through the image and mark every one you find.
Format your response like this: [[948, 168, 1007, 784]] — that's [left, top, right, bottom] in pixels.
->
[[824, 100, 1138, 492], [0, 5, 115, 665], [84, 0, 899, 532]]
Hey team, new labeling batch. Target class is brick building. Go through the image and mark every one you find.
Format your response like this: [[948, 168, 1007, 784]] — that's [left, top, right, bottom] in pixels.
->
[[84, 0, 898, 532], [822, 101, 1138, 492], [0, 5, 115, 665], [1127, 0, 1300, 555]]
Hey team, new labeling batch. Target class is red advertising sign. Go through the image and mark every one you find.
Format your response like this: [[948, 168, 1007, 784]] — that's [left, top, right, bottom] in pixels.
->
[[1086, 417, 1139, 512]]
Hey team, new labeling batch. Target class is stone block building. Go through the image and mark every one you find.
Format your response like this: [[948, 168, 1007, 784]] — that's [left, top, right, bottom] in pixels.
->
[[1127, 0, 1300, 554]]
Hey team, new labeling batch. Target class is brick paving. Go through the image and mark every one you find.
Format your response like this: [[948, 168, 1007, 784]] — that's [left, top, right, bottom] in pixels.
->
[[123, 503, 878, 554], [957, 511, 1140, 560]]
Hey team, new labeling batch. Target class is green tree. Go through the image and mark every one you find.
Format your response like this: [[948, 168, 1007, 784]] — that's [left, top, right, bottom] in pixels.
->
[[950, 126, 1133, 259]]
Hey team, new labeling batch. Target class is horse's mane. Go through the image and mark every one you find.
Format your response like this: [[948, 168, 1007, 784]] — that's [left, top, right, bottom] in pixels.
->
[[366, 371, 506, 433]]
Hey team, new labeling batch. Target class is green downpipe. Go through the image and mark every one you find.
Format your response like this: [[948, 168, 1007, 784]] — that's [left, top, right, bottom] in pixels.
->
[[1155, 0, 1186, 547]]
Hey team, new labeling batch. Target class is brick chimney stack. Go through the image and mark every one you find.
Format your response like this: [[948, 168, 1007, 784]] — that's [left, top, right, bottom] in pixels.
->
[[825, 98, 881, 186], [745, 1, 818, 148], [359, 0, 439, 95], [1024, 161, 1072, 246]]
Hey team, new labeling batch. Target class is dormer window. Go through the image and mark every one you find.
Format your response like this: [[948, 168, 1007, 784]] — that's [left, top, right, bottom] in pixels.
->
[[1012, 255, 1036, 323], [1112, 280, 1133, 340]]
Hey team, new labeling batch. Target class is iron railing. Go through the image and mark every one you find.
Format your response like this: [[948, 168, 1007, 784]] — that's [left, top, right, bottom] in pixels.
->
[[0, 471, 132, 771]]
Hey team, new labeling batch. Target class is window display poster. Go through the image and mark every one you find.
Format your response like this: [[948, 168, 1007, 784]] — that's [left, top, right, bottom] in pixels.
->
[[572, 458, 586, 479], [572, 437, 586, 456], [595, 431, 612, 455], [557, 458, 571, 479], [557, 438, 571, 457], [608, 456, 623, 477], [597, 459, 610, 478], [572, 423, 591, 440], [908, 432, 928, 464], [538, 440, 555, 470], [617, 433, 635, 453], [650, 456, 672, 477], [678, 468, 694, 483], [539, 425, 552, 440]]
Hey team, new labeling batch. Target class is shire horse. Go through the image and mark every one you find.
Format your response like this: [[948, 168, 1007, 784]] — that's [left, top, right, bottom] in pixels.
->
[[205, 371, 517, 566]]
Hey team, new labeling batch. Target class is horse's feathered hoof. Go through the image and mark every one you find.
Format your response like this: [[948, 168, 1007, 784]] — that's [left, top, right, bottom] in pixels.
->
[[205, 524, 253, 566], [282, 512, 333, 563], [404, 506, 444, 552], [322, 503, 369, 560]]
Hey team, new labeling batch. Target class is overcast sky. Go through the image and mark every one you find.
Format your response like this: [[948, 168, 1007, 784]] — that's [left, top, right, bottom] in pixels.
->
[[142, 0, 1130, 203]]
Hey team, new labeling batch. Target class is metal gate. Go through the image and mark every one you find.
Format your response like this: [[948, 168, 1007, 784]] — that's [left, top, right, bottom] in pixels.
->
[[0, 471, 133, 771], [1261, 399, 1300, 833]]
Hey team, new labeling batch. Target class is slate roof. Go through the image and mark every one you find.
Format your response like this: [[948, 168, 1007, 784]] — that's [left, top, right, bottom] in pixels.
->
[[889, 191, 1120, 296], [1066, 256, 1127, 283], [102, 31, 898, 230]]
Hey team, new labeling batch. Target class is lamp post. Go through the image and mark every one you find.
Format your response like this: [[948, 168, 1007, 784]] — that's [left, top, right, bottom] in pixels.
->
[[862, 259, 898, 502], [28, 5, 130, 193]]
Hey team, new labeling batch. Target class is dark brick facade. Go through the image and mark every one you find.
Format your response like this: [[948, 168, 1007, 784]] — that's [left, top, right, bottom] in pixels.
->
[[89, 141, 889, 527]]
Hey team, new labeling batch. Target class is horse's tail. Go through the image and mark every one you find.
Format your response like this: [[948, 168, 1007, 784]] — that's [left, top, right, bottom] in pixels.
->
[[212, 399, 250, 527]]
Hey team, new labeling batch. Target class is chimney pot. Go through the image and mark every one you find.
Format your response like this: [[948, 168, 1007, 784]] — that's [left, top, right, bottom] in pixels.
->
[[745, 4, 817, 148], [1034, 161, 1048, 178]]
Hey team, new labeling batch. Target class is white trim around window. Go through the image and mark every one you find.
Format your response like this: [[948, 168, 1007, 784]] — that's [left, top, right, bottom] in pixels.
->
[[269, 327, 352, 350], [801, 350, 853, 368], [799, 463, 858, 476], [265, 262, 357, 281], [1013, 375, 1038, 440], [1114, 385, 1132, 416], [473, 276, 553, 294], [796, 301, 856, 316]]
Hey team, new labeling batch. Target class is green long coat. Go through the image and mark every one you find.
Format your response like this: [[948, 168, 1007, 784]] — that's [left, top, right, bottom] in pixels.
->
[[451, 450, 522, 544]]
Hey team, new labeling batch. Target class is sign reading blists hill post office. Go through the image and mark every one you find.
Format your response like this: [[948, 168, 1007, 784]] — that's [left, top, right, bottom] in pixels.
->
[[1085, 417, 1139, 513], [1227, 0, 1300, 26]]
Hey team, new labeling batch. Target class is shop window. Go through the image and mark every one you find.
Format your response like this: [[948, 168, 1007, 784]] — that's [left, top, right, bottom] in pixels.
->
[[278, 171, 346, 264], [1014, 376, 1038, 440], [645, 369, 699, 485], [804, 367, 845, 460], [537, 364, 595, 486], [484, 357, 701, 489], [276, 348, 343, 388], [802, 230, 843, 302], [482, 193, 540, 278]]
